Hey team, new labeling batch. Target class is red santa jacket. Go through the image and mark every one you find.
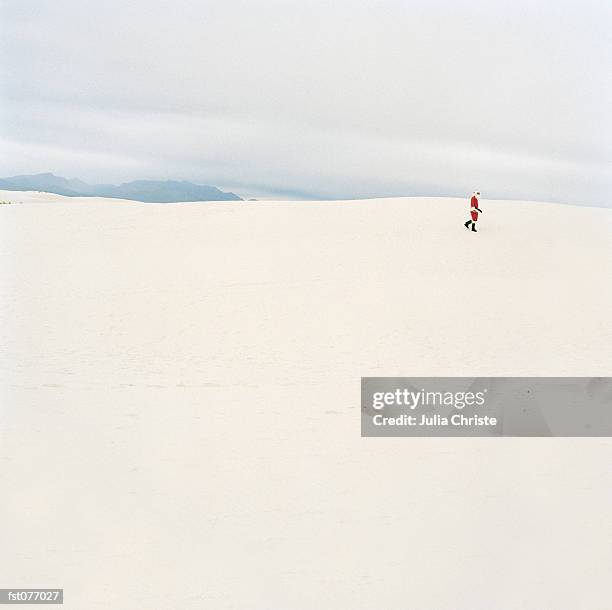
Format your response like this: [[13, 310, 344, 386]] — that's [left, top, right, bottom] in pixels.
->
[[470, 195, 480, 220]]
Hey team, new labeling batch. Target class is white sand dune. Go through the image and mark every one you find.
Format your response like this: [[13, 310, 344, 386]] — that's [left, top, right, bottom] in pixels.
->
[[1, 190, 611, 609]]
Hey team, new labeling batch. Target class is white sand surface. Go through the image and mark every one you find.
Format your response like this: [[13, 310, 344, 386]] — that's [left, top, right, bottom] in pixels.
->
[[1, 190, 611, 609]]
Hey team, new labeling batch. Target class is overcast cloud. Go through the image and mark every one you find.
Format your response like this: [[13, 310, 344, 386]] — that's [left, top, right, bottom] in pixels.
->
[[1, 0, 611, 204]]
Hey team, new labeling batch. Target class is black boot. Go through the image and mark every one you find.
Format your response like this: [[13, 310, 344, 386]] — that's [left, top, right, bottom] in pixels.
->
[[464, 220, 472, 229], [471, 223, 477, 232]]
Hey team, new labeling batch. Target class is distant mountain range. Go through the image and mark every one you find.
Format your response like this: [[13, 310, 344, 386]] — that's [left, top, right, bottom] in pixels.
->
[[0, 173, 242, 202]]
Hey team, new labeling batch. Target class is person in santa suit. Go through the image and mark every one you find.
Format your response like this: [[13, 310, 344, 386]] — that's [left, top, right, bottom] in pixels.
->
[[464, 191, 483, 232]]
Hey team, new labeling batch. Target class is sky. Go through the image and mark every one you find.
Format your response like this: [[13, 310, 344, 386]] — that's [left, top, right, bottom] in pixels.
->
[[1, 0, 611, 204]]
